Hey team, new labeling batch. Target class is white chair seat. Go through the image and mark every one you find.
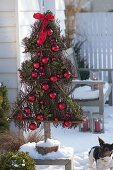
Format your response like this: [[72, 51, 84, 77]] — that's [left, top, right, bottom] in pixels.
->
[[71, 82, 110, 100]]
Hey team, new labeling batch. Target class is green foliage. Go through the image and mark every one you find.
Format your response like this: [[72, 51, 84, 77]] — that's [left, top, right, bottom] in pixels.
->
[[74, 41, 90, 80], [0, 151, 36, 170], [0, 84, 10, 131]]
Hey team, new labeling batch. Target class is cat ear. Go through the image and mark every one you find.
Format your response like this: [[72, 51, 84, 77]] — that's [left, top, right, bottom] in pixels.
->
[[98, 137, 105, 146]]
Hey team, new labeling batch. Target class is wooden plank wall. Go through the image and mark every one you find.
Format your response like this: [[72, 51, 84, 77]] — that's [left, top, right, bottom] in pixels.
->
[[0, 0, 17, 103], [0, 0, 40, 103]]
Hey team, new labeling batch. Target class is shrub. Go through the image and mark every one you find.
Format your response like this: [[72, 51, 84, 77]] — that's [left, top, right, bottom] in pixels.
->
[[0, 130, 44, 153], [0, 84, 10, 131], [0, 151, 36, 170], [74, 41, 90, 80]]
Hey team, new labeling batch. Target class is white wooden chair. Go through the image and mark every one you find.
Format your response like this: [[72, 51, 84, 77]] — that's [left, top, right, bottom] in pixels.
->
[[65, 48, 113, 132]]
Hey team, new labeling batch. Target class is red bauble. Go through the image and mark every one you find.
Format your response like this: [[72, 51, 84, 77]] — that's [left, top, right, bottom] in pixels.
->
[[39, 66, 44, 70], [57, 74, 61, 78], [50, 38, 56, 43], [54, 117, 59, 122], [63, 121, 72, 128], [19, 72, 23, 79], [31, 71, 38, 78], [29, 122, 37, 130], [33, 62, 40, 69], [39, 100, 45, 105], [51, 57, 56, 61], [65, 113, 71, 119], [49, 92, 57, 99], [37, 39, 42, 45], [51, 44, 59, 52], [36, 114, 44, 121], [41, 56, 49, 64], [37, 51, 41, 57], [16, 114, 23, 120], [24, 107, 32, 114], [28, 95, 36, 102], [64, 72, 71, 79], [40, 72, 46, 76], [58, 102, 66, 110], [47, 28, 53, 36], [50, 76, 57, 82], [41, 84, 49, 91]]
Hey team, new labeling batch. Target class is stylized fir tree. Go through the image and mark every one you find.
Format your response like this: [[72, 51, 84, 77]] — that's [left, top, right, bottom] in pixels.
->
[[12, 11, 83, 141]]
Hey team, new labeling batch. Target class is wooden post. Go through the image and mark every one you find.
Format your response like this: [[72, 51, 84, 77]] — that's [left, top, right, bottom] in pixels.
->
[[108, 70, 112, 106], [65, 160, 72, 170], [44, 122, 51, 142]]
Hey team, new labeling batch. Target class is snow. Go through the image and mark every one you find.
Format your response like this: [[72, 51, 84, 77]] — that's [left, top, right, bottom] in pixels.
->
[[19, 105, 113, 169], [20, 142, 74, 160], [72, 82, 109, 100]]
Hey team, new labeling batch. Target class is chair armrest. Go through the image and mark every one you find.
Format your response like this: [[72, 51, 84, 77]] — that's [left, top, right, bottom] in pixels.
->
[[72, 80, 105, 85]]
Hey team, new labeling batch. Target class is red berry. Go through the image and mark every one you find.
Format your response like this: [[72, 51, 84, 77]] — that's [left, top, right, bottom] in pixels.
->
[[58, 102, 66, 110], [36, 114, 44, 121], [49, 92, 57, 99], [29, 123, 37, 130], [50, 76, 57, 82], [24, 107, 32, 114], [37, 51, 41, 57], [51, 44, 59, 52], [33, 62, 40, 69], [63, 121, 72, 128], [64, 72, 71, 79], [41, 84, 49, 91], [16, 114, 23, 120], [41, 57, 49, 64], [28, 95, 36, 102], [31, 71, 38, 78]]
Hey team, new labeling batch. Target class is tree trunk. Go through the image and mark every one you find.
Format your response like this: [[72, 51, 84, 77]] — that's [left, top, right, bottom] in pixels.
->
[[44, 122, 51, 142]]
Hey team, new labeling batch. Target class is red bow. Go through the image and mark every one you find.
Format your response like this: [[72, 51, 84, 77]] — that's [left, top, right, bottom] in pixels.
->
[[33, 12, 55, 45]]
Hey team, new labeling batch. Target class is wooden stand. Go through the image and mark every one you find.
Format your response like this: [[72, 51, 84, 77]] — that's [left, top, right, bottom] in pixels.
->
[[34, 158, 73, 170], [35, 145, 58, 155]]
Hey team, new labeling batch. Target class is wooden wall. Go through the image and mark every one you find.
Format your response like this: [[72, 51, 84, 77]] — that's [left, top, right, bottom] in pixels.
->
[[0, 0, 40, 103], [0, 0, 17, 103]]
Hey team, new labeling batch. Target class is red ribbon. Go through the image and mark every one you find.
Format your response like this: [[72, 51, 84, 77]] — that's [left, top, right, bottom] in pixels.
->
[[33, 12, 55, 45]]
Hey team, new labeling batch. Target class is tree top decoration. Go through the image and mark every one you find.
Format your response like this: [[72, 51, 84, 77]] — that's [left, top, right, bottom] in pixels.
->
[[11, 10, 84, 131]]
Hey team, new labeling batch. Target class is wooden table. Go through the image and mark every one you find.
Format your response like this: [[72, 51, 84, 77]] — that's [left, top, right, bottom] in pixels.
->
[[34, 157, 73, 170]]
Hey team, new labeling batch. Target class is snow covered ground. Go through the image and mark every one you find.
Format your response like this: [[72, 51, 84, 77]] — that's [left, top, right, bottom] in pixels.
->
[[20, 105, 113, 170]]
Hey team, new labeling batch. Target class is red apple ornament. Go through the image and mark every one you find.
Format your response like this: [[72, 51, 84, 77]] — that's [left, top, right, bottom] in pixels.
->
[[29, 122, 37, 130], [41, 84, 49, 91], [33, 62, 40, 69], [16, 114, 23, 120], [36, 114, 44, 121], [63, 121, 72, 128], [58, 102, 66, 110], [24, 107, 32, 114], [50, 76, 57, 82], [51, 44, 59, 52], [28, 95, 36, 102], [41, 56, 49, 64], [49, 92, 57, 99], [31, 71, 38, 78], [64, 72, 71, 79]]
